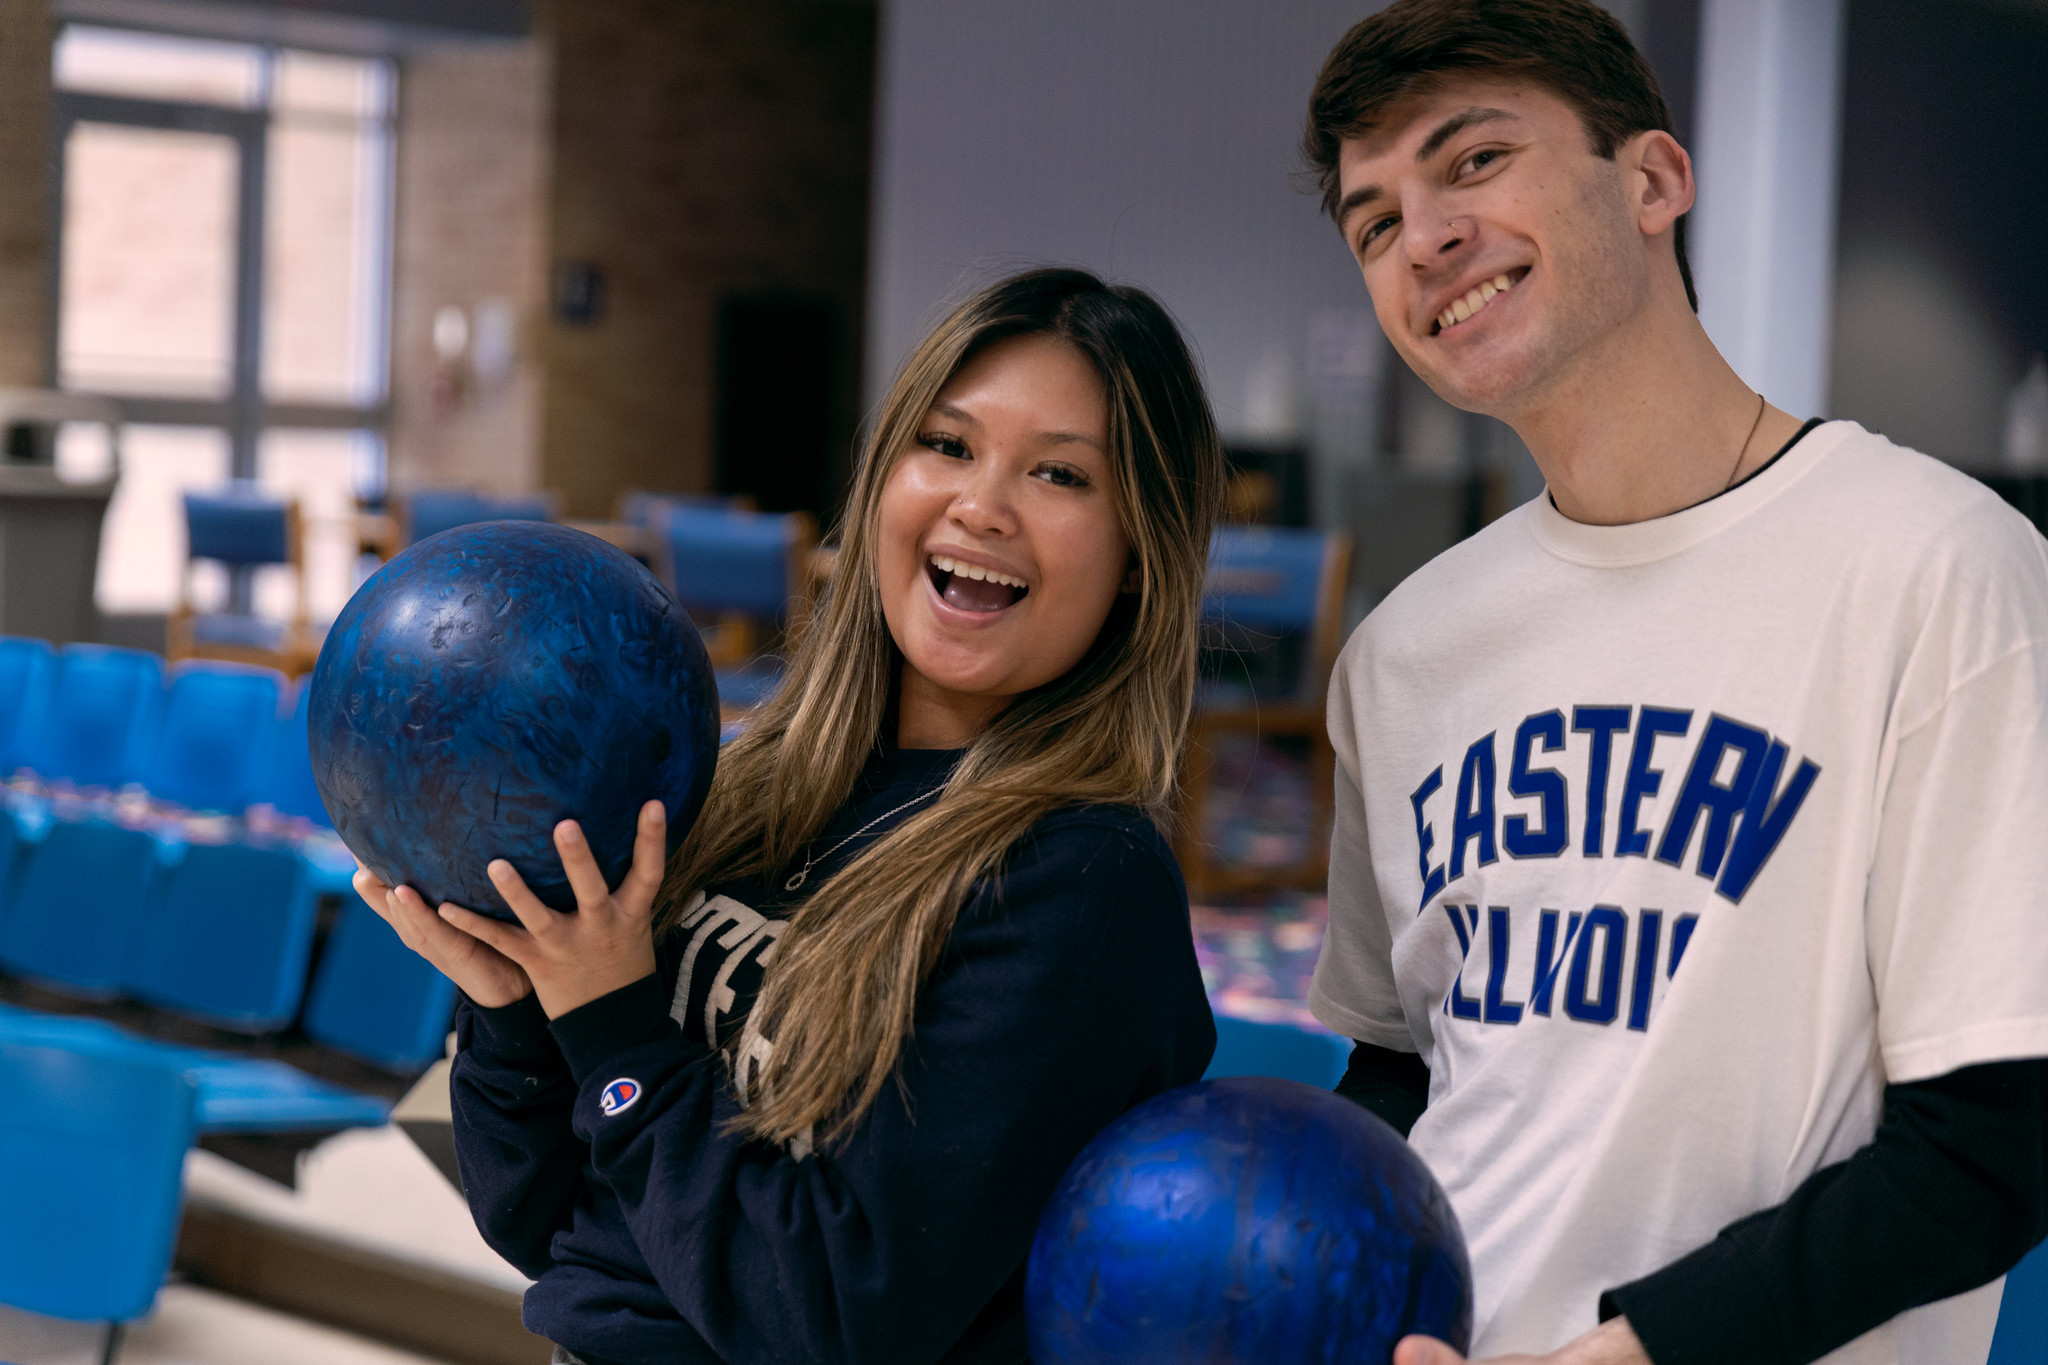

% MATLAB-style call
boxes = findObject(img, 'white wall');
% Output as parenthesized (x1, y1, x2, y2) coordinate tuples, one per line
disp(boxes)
(1689, 0, 1846, 421)
(866, 0, 1381, 468)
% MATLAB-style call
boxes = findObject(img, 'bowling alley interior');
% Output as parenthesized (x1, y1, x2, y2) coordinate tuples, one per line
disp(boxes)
(0, 0, 2043, 1362)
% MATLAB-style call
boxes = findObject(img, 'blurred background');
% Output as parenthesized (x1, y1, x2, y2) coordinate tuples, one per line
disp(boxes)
(0, 0, 2043, 1361)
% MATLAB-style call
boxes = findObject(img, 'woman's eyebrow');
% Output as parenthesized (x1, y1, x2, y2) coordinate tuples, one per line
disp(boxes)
(1035, 429, 1105, 452)
(932, 401, 1103, 452)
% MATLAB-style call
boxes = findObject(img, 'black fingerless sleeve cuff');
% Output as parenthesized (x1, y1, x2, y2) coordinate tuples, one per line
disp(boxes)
(1601, 1229, 1785, 1365)
(548, 973, 678, 1084)
(461, 991, 560, 1067)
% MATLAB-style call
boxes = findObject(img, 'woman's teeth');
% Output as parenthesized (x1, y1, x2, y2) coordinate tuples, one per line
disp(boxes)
(929, 554, 1027, 590)
(1438, 273, 1517, 334)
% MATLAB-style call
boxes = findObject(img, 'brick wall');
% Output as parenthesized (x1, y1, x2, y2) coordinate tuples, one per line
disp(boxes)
(0, 0, 52, 387)
(535, 0, 875, 518)
(387, 39, 552, 498)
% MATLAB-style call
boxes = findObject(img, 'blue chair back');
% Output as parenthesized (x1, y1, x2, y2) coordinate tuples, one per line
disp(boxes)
(184, 487, 292, 566)
(1990, 1236, 2048, 1364)
(0, 636, 55, 773)
(404, 489, 489, 544)
(302, 891, 458, 1072)
(0, 823, 161, 996)
(0, 1038, 195, 1322)
(124, 843, 318, 1032)
(406, 490, 554, 545)
(1202, 526, 1337, 633)
(144, 663, 284, 813)
(619, 490, 743, 527)
(1202, 1015, 1352, 1089)
(24, 645, 163, 787)
(261, 678, 331, 826)
(657, 506, 802, 618)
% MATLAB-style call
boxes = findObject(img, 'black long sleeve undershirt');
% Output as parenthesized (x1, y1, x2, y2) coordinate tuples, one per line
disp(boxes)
(1335, 1044, 2048, 1364)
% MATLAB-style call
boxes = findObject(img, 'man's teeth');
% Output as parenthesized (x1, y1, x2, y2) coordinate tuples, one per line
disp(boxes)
(929, 554, 1027, 589)
(1438, 273, 1517, 333)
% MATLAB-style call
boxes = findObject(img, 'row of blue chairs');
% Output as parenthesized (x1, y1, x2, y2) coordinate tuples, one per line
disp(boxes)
(0, 637, 455, 1071)
(0, 636, 454, 1355)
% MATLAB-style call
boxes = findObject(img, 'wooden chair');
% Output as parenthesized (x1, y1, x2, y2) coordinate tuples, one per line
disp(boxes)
(1176, 526, 1353, 900)
(167, 488, 320, 676)
(650, 504, 817, 717)
(399, 487, 559, 546)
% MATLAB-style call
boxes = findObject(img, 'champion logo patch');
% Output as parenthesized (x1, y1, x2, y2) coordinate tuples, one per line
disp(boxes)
(599, 1077, 642, 1116)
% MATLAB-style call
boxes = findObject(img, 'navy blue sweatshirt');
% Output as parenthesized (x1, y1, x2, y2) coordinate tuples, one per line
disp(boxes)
(449, 743, 1216, 1365)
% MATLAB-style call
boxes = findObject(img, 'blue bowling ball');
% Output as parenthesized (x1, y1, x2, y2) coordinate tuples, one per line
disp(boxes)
(1026, 1075, 1473, 1365)
(308, 520, 719, 921)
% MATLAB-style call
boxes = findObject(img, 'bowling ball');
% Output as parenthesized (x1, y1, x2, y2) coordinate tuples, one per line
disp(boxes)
(1026, 1075, 1472, 1365)
(308, 520, 719, 921)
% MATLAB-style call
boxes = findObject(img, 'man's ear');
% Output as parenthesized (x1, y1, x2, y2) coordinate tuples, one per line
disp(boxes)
(1627, 128, 1695, 237)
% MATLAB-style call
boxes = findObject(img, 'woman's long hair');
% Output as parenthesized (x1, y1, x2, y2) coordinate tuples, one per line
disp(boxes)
(655, 268, 1224, 1146)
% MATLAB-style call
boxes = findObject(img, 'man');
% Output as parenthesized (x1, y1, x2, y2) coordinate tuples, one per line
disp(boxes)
(1301, 3, 2048, 1363)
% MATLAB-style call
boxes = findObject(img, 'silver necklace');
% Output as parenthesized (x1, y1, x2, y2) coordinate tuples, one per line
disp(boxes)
(783, 787, 945, 891)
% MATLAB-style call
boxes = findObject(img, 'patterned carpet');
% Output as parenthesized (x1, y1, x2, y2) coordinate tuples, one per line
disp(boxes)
(1189, 733, 1332, 1032)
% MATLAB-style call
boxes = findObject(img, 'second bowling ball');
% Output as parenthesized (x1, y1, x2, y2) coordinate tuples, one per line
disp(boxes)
(1026, 1075, 1473, 1365)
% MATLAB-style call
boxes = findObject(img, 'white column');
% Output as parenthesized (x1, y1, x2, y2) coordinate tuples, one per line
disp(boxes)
(1689, 0, 1847, 419)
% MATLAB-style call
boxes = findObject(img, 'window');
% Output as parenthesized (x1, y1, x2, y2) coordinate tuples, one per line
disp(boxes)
(52, 25, 394, 617)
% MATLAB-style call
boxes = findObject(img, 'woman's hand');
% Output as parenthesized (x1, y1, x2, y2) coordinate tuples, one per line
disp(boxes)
(436, 801, 668, 1020)
(353, 865, 534, 1009)
(1395, 1318, 1649, 1365)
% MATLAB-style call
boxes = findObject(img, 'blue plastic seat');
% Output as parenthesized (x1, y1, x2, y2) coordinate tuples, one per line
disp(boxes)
(302, 890, 457, 1072)
(714, 656, 787, 711)
(1203, 1014, 1352, 1089)
(0, 637, 57, 906)
(1181, 527, 1353, 898)
(1199, 525, 1346, 707)
(0, 636, 56, 773)
(653, 505, 814, 712)
(264, 678, 330, 826)
(0, 1008, 387, 1145)
(147, 662, 285, 813)
(617, 489, 748, 528)
(124, 842, 318, 1032)
(254, 679, 356, 894)
(404, 488, 556, 545)
(20, 644, 164, 788)
(0, 1037, 195, 1326)
(1, 659, 287, 999)
(120, 666, 323, 1029)
(657, 505, 809, 619)
(0, 821, 164, 996)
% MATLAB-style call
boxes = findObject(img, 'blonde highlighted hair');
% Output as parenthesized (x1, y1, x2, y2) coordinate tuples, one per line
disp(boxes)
(655, 268, 1223, 1145)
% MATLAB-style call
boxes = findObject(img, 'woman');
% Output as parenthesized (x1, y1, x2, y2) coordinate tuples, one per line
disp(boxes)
(357, 268, 1225, 1364)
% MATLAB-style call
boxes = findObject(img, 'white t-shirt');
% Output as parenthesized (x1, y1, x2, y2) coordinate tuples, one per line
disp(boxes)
(1310, 421, 2048, 1363)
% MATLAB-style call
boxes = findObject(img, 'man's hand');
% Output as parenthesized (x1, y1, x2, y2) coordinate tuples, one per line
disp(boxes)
(1395, 1317, 1650, 1365)
(437, 801, 668, 1019)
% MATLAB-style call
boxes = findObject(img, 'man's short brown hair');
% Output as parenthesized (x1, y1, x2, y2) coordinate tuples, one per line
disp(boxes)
(1304, 0, 1697, 311)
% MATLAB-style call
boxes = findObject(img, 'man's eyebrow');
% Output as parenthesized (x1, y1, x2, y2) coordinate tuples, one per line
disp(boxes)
(1336, 182, 1385, 227)
(1335, 107, 1520, 228)
(1415, 106, 1517, 162)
